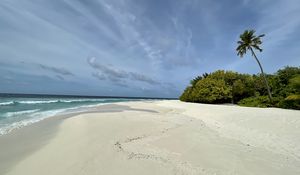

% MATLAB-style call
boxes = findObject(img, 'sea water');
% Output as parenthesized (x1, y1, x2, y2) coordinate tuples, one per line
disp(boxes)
(0, 94, 144, 135)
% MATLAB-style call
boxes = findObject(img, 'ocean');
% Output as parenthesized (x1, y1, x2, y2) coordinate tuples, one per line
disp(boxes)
(0, 94, 148, 135)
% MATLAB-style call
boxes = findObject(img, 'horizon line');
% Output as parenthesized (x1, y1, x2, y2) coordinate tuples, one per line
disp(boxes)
(0, 92, 178, 100)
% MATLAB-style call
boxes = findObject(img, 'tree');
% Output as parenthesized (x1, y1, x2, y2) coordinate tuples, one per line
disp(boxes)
(236, 29, 272, 102)
(276, 66, 300, 85)
(192, 78, 232, 103)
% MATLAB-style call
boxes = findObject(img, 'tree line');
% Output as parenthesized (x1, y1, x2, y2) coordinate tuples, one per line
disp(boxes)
(180, 29, 299, 109)
(179, 66, 300, 109)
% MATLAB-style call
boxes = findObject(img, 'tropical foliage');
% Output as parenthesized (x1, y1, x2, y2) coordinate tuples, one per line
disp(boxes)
(180, 66, 300, 110)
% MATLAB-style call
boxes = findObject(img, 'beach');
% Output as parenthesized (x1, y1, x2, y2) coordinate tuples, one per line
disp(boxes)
(1, 100, 300, 175)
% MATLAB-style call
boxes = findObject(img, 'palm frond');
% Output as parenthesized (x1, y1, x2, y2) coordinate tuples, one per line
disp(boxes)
(251, 44, 263, 52)
(236, 29, 265, 57)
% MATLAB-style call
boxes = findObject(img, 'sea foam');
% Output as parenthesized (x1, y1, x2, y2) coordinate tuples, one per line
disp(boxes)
(0, 96, 141, 135)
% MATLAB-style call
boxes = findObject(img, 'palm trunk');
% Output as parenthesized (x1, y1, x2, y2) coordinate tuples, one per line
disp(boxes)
(250, 48, 272, 102)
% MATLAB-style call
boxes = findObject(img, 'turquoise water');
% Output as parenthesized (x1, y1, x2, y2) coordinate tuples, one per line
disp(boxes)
(0, 94, 144, 135)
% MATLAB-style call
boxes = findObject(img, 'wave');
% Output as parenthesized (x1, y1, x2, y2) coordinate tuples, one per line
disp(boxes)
(0, 99, 109, 106)
(0, 119, 38, 135)
(0, 98, 137, 135)
(17, 100, 59, 104)
(0, 116, 55, 135)
(58, 99, 106, 103)
(0, 101, 15, 106)
(0, 103, 106, 135)
(0, 108, 71, 135)
(4, 109, 40, 118)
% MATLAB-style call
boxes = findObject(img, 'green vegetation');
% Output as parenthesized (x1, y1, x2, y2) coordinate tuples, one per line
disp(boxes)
(180, 66, 300, 110)
(181, 29, 299, 109)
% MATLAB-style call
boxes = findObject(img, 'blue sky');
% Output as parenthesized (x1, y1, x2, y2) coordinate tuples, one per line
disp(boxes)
(0, 0, 299, 98)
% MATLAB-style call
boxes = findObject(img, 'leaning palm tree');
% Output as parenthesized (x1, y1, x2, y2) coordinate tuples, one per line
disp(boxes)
(236, 29, 272, 102)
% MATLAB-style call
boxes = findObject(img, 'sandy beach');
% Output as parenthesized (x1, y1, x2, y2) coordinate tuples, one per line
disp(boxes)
(1, 100, 300, 175)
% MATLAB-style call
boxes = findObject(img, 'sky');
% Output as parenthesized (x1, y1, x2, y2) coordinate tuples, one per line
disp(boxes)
(0, 0, 299, 98)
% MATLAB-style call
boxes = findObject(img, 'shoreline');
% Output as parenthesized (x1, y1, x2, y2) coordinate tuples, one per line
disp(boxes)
(0, 98, 152, 136)
(0, 102, 155, 174)
(1, 100, 300, 175)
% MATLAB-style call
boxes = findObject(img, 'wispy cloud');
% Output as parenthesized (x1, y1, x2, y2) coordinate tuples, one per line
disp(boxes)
(129, 72, 160, 85)
(87, 57, 159, 85)
(102, 2, 160, 63)
(38, 64, 74, 76)
(92, 72, 106, 80)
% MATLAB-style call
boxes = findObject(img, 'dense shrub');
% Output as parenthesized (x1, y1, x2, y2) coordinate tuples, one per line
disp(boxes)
(192, 78, 232, 103)
(289, 75, 300, 93)
(278, 95, 300, 110)
(180, 66, 300, 110)
(238, 96, 272, 107)
(238, 96, 283, 108)
(179, 87, 193, 102)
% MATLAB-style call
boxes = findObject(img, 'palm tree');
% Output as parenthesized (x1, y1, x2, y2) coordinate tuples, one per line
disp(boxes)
(190, 76, 202, 86)
(236, 29, 272, 102)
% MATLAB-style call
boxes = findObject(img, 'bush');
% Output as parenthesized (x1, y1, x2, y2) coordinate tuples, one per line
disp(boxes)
(179, 87, 193, 102)
(191, 78, 232, 103)
(289, 75, 300, 93)
(278, 95, 300, 110)
(238, 96, 283, 108)
(238, 96, 272, 107)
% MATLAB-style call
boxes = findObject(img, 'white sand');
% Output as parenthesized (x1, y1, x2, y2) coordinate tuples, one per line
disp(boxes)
(3, 100, 300, 175)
